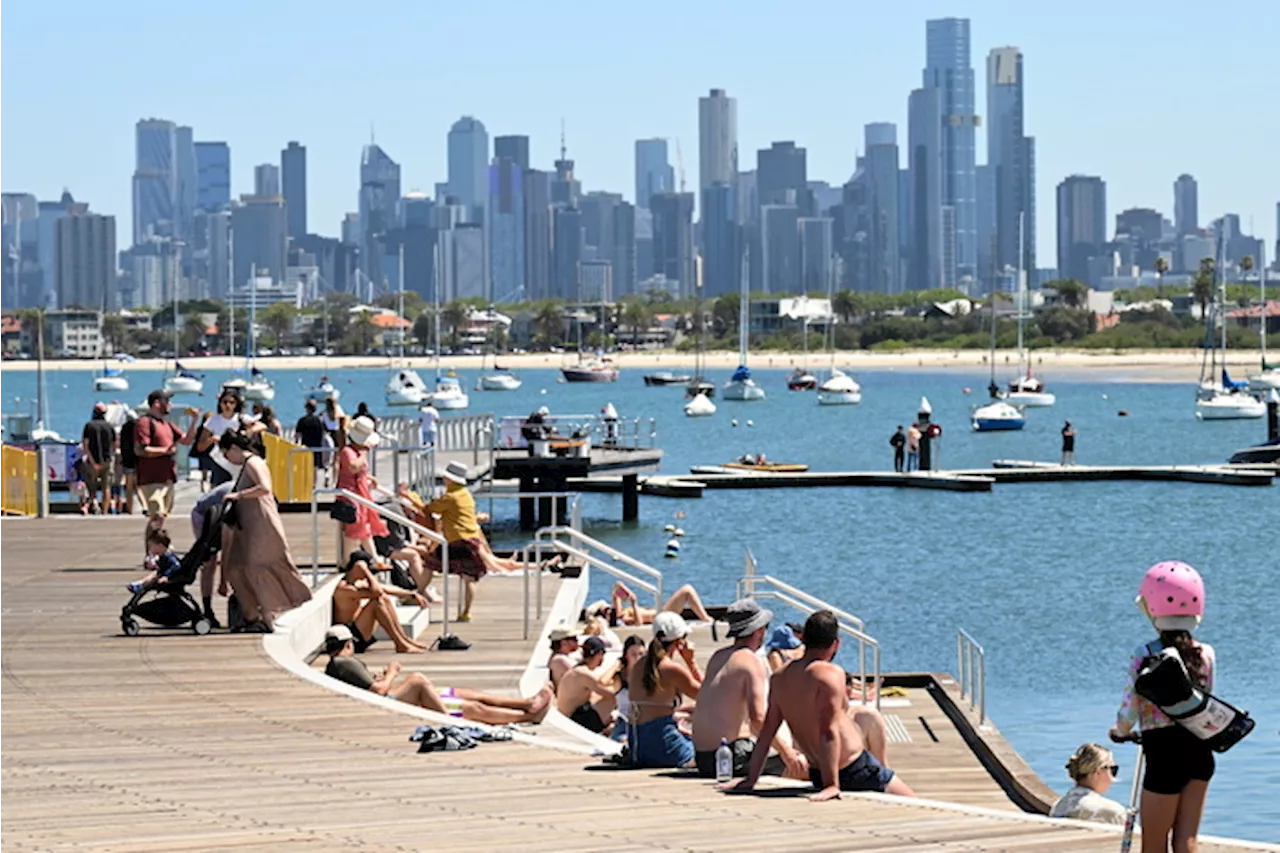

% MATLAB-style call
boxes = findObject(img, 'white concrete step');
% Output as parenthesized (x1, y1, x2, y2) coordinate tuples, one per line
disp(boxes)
(373, 603, 432, 642)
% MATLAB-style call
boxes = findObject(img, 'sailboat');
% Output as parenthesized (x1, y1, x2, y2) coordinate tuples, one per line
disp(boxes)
(1247, 244, 1278, 391)
(816, 272, 860, 406)
(479, 350, 521, 391)
(972, 294, 1026, 431)
(561, 306, 619, 382)
(162, 284, 202, 394)
(685, 280, 715, 399)
(723, 250, 765, 402)
(223, 270, 274, 400)
(1195, 256, 1264, 420)
(787, 316, 818, 390)
(385, 247, 430, 406)
(93, 360, 129, 393)
(307, 376, 340, 402)
(1003, 215, 1056, 407)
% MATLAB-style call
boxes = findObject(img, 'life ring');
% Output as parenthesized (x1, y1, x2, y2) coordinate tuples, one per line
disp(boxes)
(926, 423, 943, 439)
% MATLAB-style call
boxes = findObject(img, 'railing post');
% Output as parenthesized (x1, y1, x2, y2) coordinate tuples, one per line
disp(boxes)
(310, 491, 319, 587)
(956, 631, 965, 701)
(392, 450, 400, 491)
(978, 652, 986, 725)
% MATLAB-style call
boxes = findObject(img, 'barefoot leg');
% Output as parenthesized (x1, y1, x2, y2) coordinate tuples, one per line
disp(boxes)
(391, 673, 447, 712)
(459, 685, 552, 724)
(353, 598, 380, 643)
(852, 707, 890, 767)
(662, 584, 713, 622)
(458, 577, 477, 621)
(374, 596, 425, 652)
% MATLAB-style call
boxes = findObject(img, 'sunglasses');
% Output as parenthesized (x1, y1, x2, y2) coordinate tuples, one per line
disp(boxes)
(1107, 765, 1120, 778)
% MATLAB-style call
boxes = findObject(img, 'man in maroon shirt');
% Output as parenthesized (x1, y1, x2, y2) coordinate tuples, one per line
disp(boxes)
(135, 389, 199, 539)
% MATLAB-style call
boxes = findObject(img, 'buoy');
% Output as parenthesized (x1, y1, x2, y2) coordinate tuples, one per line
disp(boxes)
(962, 387, 971, 394)
(731, 419, 739, 427)
(540, 388, 548, 394)
(664, 524, 675, 532)
(1118, 410, 1130, 417)
(673, 528, 685, 537)
(663, 538, 681, 558)
(1101, 393, 1109, 400)
(746, 420, 755, 428)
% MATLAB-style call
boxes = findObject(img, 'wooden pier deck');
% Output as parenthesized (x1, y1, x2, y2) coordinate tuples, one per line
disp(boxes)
(3, 515, 1274, 852)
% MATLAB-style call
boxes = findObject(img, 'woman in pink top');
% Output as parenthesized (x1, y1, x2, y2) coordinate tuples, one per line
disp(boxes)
(905, 424, 921, 471)
(336, 416, 388, 561)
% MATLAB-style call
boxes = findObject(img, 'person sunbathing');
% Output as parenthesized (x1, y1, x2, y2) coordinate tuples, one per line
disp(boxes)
(332, 551, 428, 654)
(585, 581, 714, 627)
(323, 626, 553, 724)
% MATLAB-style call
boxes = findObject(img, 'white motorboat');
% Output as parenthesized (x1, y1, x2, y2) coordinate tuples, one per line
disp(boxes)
(429, 372, 470, 410)
(307, 378, 341, 402)
(385, 369, 428, 406)
(243, 369, 275, 401)
(817, 368, 862, 406)
(1192, 389, 1264, 420)
(162, 371, 202, 394)
(93, 364, 129, 393)
(480, 372, 521, 391)
(786, 368, 818, 391)
(971, 400, 1027, 431)
(1003, 374, 1056, 407)
(722, 251, 766, 402)
(684, 392, 716, 418)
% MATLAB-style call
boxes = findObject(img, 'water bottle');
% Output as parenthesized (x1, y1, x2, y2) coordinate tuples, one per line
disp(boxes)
(715, 738, 733, 782)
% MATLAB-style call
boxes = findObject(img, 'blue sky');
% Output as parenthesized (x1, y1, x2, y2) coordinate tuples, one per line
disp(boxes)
(3, 0, 1277, 266)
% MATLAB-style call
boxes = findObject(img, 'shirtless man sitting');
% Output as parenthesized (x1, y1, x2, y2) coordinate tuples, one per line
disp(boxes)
(728, 610, 915, 801)
(546, 625, 580, 690)
(323, 626, 553, 724)
(332, 550, 428, 654)
(691, 599, 807, 779)
(554, 636, 619, 734)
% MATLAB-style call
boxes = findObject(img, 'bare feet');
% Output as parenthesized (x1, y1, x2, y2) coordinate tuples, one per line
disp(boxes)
(527, 685, 554, 723)
(395, 641, 428, 654)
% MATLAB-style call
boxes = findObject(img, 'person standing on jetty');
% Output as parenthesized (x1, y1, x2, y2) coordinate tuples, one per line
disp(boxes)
(80, 402, 116, 514)
(1110, 561, 1218, 853)
(727, 610, 914, 800)
(1061, 421, 1077, 465)
(135, 390, 200, 544)
(889, 426, 906, 473)
(905, 423, 921, 472)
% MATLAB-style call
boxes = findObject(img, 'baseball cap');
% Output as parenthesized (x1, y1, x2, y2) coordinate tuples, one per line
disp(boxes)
(147, 389, 172, 406)
(581, 636, 608, 657)
(652, 611, 690, 642)
(548, 624, 578, 643)
(326, 625, 354, 644)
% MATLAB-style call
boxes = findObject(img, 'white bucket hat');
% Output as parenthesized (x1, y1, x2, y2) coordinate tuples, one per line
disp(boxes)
(442, 461, 469, 485)
(346, 416, 380, 448)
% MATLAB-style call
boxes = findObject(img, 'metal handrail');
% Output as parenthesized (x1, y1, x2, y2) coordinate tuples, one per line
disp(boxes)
(535, 525, 663, 603)
(515, 539, 661, 640)
(310, 487, 453, 642)
(956, 629, 986, 725)
(736, 573, 865, 633)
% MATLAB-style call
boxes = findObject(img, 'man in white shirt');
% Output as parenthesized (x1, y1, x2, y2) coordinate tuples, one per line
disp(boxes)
(419, 402, 440, 448)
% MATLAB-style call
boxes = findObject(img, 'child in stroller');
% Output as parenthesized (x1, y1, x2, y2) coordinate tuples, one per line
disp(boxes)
(120, 501, 228, 637)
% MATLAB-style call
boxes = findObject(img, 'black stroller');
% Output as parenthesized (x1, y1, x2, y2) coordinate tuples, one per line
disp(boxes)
(120, 500, 227, 637)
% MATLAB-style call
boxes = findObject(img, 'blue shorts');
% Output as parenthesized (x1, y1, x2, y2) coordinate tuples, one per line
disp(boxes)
(809, 749, 895, 792)
(630, 715, 694, 768)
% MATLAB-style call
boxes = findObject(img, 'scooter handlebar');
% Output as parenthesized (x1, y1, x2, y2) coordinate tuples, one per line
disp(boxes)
(1110, 731, 1142, 744)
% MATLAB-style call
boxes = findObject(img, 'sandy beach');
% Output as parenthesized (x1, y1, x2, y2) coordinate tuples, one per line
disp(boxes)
(0, 348, 1266, 383)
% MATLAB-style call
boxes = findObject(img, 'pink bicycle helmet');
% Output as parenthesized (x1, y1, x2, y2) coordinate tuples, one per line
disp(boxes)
(1137, 561, 1205, 631)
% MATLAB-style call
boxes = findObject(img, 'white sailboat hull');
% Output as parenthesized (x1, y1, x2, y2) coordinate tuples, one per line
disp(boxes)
(1195, 393, 1266, 420)
(722, 380, 765, 401)
(971, 401, 1026, 431)
(818, 389, 862, 406)
(480, 374, 522, 391)
(684, 395, 716, 417)
(386, 387, 425, 406)
(1004, 390, 1056, 407)
(1247, 369, 1280, 391)
(244, 380, 274, 401)
(164, 375, 203, 394)
(93, 376, 129, 392)
(307, 383, 341, 401)
(430, 391, 470, 410)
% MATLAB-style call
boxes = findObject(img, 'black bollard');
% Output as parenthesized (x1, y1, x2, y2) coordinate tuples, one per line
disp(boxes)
(1269, 396, 1279, 444)
(918, 402, 933, 471)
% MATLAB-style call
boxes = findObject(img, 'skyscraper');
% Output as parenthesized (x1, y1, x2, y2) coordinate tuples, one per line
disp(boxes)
(864, 123, 901, 293)
(358, 144, 401, 286)
(907, 88, 943, 290)
(798, 217, 834, 293)
(760, 204, 800, 294)
(231, 195, 288, 288)
(551, 206, 583, 300)
(55, 208, 115, 309)
(649, 192, 695, 297)
(282, 141, 307, 240)
(174, 126, 197, 241)
(194, 142, 231, 212)
(400, 192, 437, 303)
(494, 135, 530, 172)
(701, 183, 738, 298)
(488, 158, 524, 302)
(924, 19, 978, 286)
(1056, 175, 1107, 283)
(635, 138, 674, 210)
(448, 116, 489, 222)
(698, 89, 737, 194)
(551, 139, 581, 207)
(612, 202, 637, 297)
(523, 169, 552, 301)
(1174, 174, 1198, 236)
(756, 142, 808, 210)
(254, 164, 280, 197)
(987, 46, 1035, 279)
(132, 118, 177, 244)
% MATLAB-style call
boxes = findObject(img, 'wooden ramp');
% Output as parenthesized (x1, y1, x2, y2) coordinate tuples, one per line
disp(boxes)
(3, 517, 1273, 852)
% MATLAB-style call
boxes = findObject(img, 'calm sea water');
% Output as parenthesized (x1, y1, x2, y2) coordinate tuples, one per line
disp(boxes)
(4, 362, 1277, 841)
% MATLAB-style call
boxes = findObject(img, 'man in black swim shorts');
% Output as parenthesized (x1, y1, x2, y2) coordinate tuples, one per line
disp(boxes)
(554, 636, 618, 735)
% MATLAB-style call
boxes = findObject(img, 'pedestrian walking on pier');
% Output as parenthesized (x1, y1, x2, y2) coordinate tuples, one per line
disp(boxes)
(889, 426, 906, 473)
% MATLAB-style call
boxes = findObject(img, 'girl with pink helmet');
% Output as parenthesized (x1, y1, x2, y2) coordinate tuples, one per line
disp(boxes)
(1111, 560, 1215, 853)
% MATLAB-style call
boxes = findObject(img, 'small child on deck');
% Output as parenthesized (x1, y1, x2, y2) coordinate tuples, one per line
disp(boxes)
(127, 529, 182, 593)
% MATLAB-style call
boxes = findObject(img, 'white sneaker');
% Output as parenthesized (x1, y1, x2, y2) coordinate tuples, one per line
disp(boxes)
(424, 586, 443, 604)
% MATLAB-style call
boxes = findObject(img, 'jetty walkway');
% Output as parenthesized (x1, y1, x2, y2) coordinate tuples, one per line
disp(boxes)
(3, 515, 1275, 852)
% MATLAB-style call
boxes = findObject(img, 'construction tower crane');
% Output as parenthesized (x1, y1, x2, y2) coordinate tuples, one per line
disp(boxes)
(675, 139, 686, 193)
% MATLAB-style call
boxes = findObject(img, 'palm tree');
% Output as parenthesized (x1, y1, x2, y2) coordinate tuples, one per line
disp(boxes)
(259, 302, 296, 349)
(623, 300, 651, 346)
(1053, 279, 1088, 309)
(1154, 256, 1169, 296)
(533, 301, 564, 346)
(1239, 255, 1255, 294)
(441, 301, 470, 349)
(18, 308, 43, 358)
(832, 289, 858, 325)
(1192, 257, 1216, 319)
(101, 314, 128, 355)
(182, 314, 207, 353)
(412, 308, 436, 350)
(351, 310, 375, 354)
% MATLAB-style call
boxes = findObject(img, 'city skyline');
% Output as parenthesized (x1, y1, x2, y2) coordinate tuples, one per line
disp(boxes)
(2, 1, 1276, 275)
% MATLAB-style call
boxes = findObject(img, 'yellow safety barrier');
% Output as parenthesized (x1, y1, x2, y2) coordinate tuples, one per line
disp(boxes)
(2, 445, 39, 516)
(261, 433, 315, 503)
